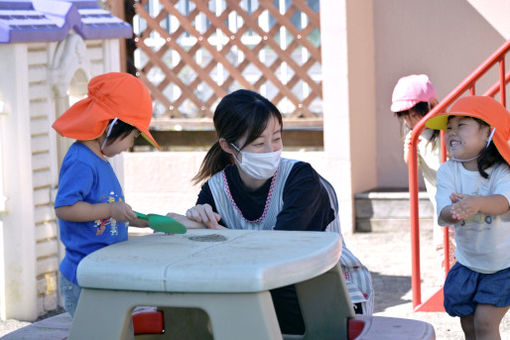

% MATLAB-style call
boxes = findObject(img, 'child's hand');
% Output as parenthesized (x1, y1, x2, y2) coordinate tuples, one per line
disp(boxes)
(449, 192, 464, 203)
(109, 202, 137, 222)
(403, 131, 422, 164)
(403, 132, 411, 163)
(130, 218, 150, 228)
(450, 194, 480, 221)
(185, 204, 223, 229)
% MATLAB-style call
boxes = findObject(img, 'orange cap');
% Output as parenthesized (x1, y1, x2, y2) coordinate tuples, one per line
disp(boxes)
(52, 72, 160, 149)
(426, 96, 510, 164)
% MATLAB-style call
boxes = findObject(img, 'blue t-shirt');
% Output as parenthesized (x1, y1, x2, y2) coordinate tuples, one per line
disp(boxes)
(55, 142, 128, 285)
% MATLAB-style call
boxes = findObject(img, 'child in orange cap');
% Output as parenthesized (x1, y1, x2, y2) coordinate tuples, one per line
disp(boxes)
(426, 95, 510, 339)
(52, 72, 160, 317)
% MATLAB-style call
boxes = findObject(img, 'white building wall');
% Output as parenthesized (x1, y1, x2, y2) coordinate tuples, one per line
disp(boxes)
(27, 42, 60, 315)
(0, 43, 38, 321)
(0, 36, 122, 320)
(87, 40, 107, 76)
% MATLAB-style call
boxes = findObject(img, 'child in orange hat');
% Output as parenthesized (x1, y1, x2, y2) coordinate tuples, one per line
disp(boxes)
(52, 72, 160, 317)
(426, 95, 510, 339)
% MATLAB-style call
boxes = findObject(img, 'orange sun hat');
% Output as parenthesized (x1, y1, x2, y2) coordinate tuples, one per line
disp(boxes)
(426, 95, 510, 164)
(52, 72, 160, 149)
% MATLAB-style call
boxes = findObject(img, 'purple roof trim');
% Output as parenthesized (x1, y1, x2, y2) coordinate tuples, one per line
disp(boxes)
(74, 6, 131, 39)
(0, 1, 34, 9)
(62, 0, 98, 9)
(0, 0, 132, 43)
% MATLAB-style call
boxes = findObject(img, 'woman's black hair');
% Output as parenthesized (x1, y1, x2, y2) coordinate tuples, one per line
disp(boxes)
(103, 119, 137, 146)
(472, 118, 505, 178)
(395, 101, 440, 148)
(193, 89, 283, 184)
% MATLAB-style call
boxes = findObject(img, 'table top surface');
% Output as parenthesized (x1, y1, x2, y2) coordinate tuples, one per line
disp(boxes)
(77, 229, 342, 293)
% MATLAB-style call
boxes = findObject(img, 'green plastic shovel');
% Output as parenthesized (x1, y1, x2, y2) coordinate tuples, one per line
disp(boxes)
(135, 211, 187, 234)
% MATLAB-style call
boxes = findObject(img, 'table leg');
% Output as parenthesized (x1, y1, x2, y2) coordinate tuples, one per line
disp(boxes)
(70, 288, 136, 340)
(70, 289, 282, 340)
(156, 291, 283, 340)
(202, 291, 283, 340)
(294, 264, 354, 340)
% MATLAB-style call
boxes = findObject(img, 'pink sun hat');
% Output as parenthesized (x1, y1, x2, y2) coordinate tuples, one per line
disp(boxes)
(391, 74, 437, 112)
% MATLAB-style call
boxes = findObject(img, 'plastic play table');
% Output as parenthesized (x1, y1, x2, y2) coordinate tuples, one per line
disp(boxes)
(69, 229, 354, 339)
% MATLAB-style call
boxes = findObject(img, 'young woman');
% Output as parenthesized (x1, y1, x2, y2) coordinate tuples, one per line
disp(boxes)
(175, 89, 373, 335)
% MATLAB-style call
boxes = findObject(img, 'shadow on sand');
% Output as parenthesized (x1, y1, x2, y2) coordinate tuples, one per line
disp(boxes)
(370, 271, 412, 313)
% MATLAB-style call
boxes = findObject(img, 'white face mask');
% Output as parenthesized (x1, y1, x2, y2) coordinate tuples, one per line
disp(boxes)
(231, 144, 282, 180)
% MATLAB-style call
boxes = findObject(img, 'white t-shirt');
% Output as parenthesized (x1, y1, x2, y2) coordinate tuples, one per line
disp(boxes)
(435, 161, 510, 273)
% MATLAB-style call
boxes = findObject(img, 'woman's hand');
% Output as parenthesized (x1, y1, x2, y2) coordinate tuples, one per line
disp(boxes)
(166, 212, 208, 229)
(185, 204, 223, 229)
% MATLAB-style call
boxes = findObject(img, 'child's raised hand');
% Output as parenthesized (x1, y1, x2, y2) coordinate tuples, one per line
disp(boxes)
(185, 204, 223, 229)
(109, 202, 137, 222)
(449, 192, 464, 203)
(403, 131, 423, 164)
(450, 194, 480, 221)
(403, 132, 412, 163)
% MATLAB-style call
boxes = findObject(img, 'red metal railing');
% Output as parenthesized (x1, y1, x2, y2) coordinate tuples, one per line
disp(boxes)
(408, 40, 510, 311)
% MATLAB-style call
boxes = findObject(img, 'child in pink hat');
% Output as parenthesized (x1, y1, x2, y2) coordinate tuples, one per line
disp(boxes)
(391, 74, 456, 269)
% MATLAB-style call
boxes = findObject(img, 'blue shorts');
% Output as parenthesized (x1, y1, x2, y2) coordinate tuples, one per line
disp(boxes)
(444, 262, 510, 317)
(59, 272, 81, 317)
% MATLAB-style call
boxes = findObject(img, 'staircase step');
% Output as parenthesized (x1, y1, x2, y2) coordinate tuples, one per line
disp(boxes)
(355, 189, 434, 232)
(356, 218, 433, 233)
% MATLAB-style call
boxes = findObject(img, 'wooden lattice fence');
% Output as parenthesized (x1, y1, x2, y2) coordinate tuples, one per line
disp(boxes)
(124, 0, 322, 130)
